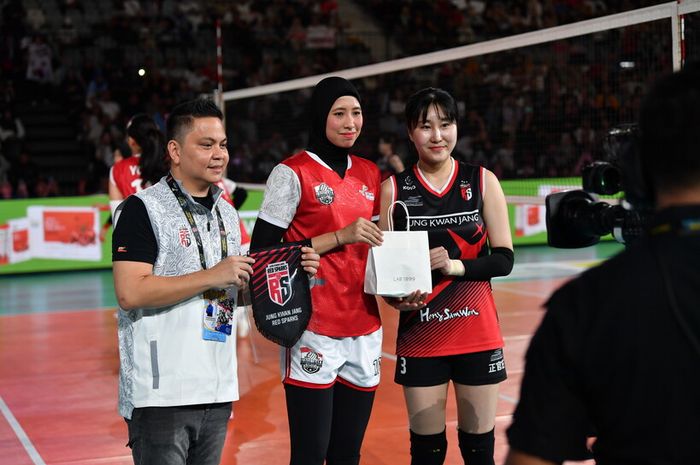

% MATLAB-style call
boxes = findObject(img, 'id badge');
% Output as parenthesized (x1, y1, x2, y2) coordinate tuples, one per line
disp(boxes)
(202, 289, 235, 342)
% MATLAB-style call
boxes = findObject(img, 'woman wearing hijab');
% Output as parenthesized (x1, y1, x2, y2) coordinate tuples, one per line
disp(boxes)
(251, 77, 384, 465)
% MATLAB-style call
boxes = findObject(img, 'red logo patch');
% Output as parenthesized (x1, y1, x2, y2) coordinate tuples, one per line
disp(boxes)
(178, 228, 191, 247)
(460, 182, 472, 201)
(266, 261, 292, 306)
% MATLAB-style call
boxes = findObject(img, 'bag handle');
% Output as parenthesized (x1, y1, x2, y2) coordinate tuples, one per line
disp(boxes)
(387, 200, 410, 232)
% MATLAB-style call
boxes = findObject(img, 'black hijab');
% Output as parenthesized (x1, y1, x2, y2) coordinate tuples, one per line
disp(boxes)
(306, 77, 361, 176)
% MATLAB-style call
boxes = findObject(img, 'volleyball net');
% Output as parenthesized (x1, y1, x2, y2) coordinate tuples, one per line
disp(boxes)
(222, 1, 700, 243)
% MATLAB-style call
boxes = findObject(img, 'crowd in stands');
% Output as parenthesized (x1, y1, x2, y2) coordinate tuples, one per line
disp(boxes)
(357, 0, 666, 56)
(0, 0, 680, 197)
(227, 0, 673, 184)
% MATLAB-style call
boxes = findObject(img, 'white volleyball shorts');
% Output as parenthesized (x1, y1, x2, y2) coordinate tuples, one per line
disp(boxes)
(280, 327, 383, 391)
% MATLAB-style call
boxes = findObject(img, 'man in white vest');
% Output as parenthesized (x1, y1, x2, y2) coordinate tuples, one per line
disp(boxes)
(112, 98, 319, 465)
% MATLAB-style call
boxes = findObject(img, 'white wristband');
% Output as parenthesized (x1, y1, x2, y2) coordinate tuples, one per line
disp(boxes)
(447, 259, 466, 276)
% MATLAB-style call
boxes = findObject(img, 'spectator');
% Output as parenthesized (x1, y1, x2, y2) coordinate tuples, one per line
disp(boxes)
(287, 16, 307, 51)
(0, 178, 12, 198)
(24, 34, 54, 100)
(26, 7, 46, 32)
(375, 132, 405, 180)
(178, 0, 204, 32)
(0, 107, 25, 162)
(34, 175, 60, 197)
(85, 70, 108, 103)
(59, 0, 85, 15)
(57, 16, 78, 46)
(122, 0, 142, 18)
(86, 130, 113, 193)
(0, 151, 10, 186)
(97, 89, 121, 121)
(8, 150, 38, 197)
(305, 14, 336, 50)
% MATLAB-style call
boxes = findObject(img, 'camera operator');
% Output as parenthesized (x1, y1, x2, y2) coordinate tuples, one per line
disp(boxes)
(505, 63, 700, 465)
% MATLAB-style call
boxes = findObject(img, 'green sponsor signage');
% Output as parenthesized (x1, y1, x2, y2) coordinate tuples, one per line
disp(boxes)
(0, 178, 596, 274)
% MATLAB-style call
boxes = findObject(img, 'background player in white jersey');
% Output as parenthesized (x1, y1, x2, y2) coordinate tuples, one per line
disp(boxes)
(251, 77, 384, 465)
(380, 88, 514, 465)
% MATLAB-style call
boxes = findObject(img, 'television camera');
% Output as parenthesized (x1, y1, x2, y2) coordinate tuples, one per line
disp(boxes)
(545, 124, 652, 248)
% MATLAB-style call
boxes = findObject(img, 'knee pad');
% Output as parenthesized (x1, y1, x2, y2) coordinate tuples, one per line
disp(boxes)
(410, 429, 447, 465)
(457, 428, 494, 465)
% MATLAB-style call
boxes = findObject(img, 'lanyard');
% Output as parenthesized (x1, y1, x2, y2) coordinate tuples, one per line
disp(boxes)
(166, 174, 228, 270)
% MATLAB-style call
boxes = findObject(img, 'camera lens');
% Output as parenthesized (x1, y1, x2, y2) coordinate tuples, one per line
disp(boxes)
(582, 161, 622, 195)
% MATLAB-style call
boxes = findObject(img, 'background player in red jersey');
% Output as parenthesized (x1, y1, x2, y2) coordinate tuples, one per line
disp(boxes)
(250, 76, 384, 465)
(108, 113, 169, 221)
(379, 88, 514, 465)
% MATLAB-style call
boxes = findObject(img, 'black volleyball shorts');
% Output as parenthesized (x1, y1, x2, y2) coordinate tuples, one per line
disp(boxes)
(394, 348, 507, 387)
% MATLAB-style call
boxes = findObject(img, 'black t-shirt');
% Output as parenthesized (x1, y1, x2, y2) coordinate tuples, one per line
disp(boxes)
(112, 194, 214, 264)
(507, 206, 700, 465)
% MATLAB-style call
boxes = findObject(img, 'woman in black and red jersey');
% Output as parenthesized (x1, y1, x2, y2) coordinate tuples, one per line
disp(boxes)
(379, 88, 514, 465)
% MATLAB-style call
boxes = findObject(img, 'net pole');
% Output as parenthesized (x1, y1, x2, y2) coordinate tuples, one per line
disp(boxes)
(679, 0, 687, 68)
(215, 18, 225, 119)
(672, 2, 683, 70)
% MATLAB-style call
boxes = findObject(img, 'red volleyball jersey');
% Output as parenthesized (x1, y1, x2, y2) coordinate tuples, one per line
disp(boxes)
(259, 151, 381, 337)
(390, 160, 503, 357)
(110, 156, 143, 197)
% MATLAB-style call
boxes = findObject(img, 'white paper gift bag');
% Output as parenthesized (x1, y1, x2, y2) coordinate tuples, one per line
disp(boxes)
(364, 201, 433, 297)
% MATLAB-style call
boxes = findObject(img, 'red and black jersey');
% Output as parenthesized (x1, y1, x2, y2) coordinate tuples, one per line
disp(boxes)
(389, 159, 503, 357)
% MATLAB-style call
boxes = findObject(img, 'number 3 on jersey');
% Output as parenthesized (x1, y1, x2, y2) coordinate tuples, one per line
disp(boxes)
(399, 356, 407, 374)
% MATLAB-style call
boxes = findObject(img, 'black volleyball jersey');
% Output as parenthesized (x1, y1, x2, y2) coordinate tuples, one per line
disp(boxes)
(389, 159, 503, 357)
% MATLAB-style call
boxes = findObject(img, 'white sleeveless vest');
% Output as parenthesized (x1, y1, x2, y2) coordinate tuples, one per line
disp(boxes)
(118, 178, 242, 419)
